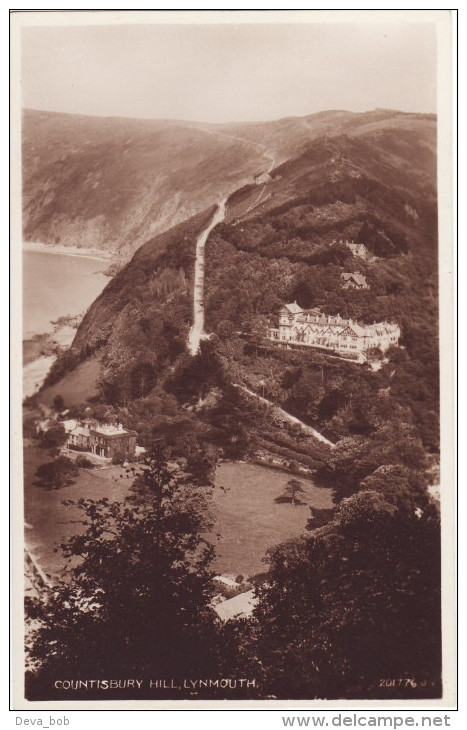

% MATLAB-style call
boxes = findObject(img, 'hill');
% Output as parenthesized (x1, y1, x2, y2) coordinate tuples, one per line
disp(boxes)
(22, 109, 266, 258)
(202, 114, 438, 449)
(43, 206, 216, 402)
(22, 108, 435, 260)
(39, 108, 439, 453)
(25, 108, 441, 704)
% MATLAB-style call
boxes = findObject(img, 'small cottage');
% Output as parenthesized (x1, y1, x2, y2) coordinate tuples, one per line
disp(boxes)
(341, 272, 369, 290)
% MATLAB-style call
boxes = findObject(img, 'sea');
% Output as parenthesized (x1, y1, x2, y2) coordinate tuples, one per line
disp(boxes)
(23, 248, 110, 339)
(22, 248, 110, 396)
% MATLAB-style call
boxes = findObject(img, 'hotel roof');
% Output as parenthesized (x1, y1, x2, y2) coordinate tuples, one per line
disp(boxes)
(283, 301, 303, 315)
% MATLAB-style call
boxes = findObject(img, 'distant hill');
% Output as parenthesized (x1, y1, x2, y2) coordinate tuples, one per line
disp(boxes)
(221, 114, 437, 258)
(22, 108, 436, 259)
(22, 109, 266, 258)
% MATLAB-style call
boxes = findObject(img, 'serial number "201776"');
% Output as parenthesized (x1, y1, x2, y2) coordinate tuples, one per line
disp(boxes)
(379, 679, 418, 688)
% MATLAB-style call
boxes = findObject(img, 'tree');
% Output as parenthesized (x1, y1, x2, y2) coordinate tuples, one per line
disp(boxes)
(52, 394, 65, 412)
(34, 456, 79, 490)
(366, 346, 384, 362)
(205, 384, 266, 459)
(75, 455, 94, 469)
(167, 342, 228, 403)
(275, 478, 306, 506)
(285, 369, 325, 422)
(246, 314, 269, 356)
(184, 442, 219, 487)
(216, 319, 236, 340)
(38, 422, 68, 455)
(242, 490, 441, 699)
(25, 451, 219, 699)
(318, 423, 428, 502)
(130, 362, 157, 400)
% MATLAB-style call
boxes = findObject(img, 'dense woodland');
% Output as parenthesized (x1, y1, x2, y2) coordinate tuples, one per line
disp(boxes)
(203, 160, 438, 452)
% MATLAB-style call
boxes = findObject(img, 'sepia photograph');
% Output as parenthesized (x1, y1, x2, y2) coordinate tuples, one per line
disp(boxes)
(11, 9, 455, 708)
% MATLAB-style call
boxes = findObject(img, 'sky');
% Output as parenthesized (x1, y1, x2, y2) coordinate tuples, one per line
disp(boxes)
(20, 19, 437, 124)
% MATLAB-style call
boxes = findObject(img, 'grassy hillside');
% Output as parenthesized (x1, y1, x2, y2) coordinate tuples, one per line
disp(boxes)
(22, 110, 266, 257)
(224, 108, 436, 168)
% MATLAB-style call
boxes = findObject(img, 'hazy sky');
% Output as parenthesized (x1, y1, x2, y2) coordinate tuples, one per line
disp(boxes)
(21, 21, 437, 123)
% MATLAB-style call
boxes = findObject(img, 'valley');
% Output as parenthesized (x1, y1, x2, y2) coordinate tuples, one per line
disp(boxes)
(22, 110, 270, 260)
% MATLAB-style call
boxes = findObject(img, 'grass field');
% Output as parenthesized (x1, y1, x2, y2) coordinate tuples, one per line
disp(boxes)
(23, 448, 333, 581)
(211, 461, 333, 578)
(39, 355, 101, 407)
(23, 445, 133, 577)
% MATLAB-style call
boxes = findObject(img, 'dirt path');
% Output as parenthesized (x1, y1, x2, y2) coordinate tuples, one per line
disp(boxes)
(188, 199, 227, 356)
(234, 384, 335, 448)
(187, 135, 275, 357)
(242, 149, 275, 217)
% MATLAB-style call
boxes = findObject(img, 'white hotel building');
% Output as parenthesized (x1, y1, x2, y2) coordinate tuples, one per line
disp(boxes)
(268, 303, 400, 362)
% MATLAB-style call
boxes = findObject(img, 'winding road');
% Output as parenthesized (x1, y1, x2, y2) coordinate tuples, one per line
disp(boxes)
(242, 149, 276, 217)
(187, 136, 275, 357)
(188, 198, 227, 356)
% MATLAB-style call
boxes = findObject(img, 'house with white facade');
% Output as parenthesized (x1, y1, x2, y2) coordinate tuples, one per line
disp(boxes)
(68, 425, 92, 450)
(268, 303, 400, 362)
(67, 422, 137, 460)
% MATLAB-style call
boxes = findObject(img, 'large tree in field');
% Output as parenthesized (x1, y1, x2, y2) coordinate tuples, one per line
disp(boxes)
(232, 489, 441, 700)
(25, 452, 218, 699)
(275, 478, 306, 506)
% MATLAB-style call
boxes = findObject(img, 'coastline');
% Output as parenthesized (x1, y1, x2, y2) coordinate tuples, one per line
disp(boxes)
(23, 240, 113, 263)
(23, 355, 57, 399)
(23, 323, 79, 399)
(22, 247, 113, 398)
(23, 324, 77, 366)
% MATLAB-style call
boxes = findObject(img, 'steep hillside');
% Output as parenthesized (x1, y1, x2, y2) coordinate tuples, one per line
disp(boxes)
(223, 118, 436, 232)
(22, 108, 436, 260)
(202, 115, 438, 449)
(22, 110, 266, 257)
(44, 207, 216, 402)
(41, 109, 439, 450)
